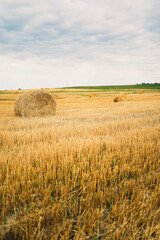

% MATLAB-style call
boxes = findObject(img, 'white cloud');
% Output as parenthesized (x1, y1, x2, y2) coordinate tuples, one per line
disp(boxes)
(0, 0, 160, 89)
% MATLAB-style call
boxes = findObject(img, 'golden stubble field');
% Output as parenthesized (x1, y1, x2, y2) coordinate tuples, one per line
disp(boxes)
(0, 90, 160, 239)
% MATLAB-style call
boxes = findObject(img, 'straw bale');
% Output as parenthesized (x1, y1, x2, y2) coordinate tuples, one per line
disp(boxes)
(14, 90, 56, 117)
(90, 93, 97, 98)
(140, 91, 144, 94)
(114, 93, 127, 102)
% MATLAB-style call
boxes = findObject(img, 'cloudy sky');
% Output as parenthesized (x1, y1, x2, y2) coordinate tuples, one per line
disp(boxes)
(0, 0, 160, 89)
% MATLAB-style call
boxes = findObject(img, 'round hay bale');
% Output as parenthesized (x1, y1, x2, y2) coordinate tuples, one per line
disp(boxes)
(14, 90, 56, 117)
(89, 93, 97, 98)
(114, 93, 127, 102)
(140, 91, 144, 94)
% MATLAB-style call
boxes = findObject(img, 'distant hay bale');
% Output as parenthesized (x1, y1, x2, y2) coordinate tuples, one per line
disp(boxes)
(133, 91, 136, 94)
(89, 93, 97, 98)
(14, 90, 56, 117)
(140, 91, 144, 94)
(114, 93, 127, 102)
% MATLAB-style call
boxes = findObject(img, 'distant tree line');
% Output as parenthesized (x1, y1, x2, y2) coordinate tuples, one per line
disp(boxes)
(137, 83, 159, 85)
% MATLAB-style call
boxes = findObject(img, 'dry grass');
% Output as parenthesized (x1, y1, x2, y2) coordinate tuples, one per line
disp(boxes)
(0, 92, 160, 239)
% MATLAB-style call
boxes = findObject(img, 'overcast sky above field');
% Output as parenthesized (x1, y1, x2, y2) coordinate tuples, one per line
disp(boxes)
(0, 0, 160, 89)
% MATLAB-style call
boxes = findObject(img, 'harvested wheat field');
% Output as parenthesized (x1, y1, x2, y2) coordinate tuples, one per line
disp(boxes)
(0, 89, 160, 239)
